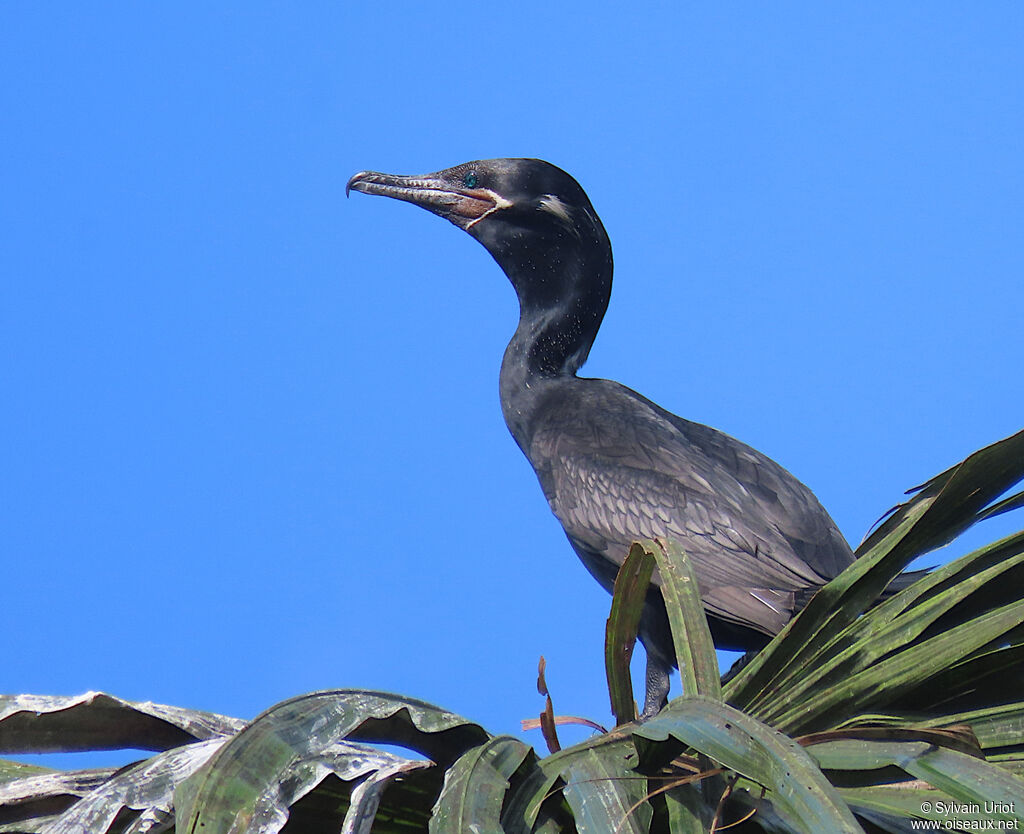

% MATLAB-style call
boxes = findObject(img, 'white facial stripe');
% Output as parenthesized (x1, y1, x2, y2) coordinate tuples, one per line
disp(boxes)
(539, 194, 572, 223)
(465, 188, 513, 229)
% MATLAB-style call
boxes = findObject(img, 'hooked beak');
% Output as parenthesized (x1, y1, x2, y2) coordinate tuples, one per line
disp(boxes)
(346, 169, 509, 230)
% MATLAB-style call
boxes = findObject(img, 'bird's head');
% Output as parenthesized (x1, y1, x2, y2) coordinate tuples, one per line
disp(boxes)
(347, 159, 612, 313)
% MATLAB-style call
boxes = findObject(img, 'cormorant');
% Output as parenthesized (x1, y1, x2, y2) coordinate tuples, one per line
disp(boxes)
(348, 158, 860, 717)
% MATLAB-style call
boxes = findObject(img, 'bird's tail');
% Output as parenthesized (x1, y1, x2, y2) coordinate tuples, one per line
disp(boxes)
(880, 568, 931, 597)
(793, 568, 931, 611)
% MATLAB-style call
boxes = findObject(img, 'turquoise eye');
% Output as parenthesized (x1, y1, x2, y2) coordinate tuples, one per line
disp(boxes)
(463, 173, 478, 188)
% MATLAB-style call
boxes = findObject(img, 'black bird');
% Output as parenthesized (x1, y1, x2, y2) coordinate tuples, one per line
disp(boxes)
(348, 159, 859, 716)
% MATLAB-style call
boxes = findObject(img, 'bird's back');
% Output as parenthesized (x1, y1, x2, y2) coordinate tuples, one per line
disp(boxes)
(521, 376, 855, 645)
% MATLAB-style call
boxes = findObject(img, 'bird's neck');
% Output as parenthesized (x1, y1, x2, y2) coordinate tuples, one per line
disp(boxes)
(498, 245, 612, 450)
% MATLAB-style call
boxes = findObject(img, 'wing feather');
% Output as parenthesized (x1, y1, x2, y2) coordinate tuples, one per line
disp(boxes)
(527, 378, 854, 636)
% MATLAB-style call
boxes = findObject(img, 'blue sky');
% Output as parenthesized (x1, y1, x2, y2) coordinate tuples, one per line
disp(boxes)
(3, 4, 1022, 761)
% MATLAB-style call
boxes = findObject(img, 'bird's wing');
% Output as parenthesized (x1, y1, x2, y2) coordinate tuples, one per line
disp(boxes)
(527, 380, 853, 630)
(663, 414, 855, 580)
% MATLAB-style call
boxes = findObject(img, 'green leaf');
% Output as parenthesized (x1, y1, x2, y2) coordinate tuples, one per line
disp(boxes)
(605, 543, 656, 725)
(28, 739, 221, 834)
(643, 539, 722, 701)
(0, 691, 243, 754)
(840, 786, 978, 829)
(502, 730, 642, 834)
(905, 745, 1024, 825)
(859, 428, 1024, 560)
(723, 498, 933, 714)
(0, 763, 120, 832)
(561, 743, 651, 834)
(726, 430, 1024, 714)
(176, 690, 486, 834)
(808, 739, 1024, 825)
(797, 725, 982, 758)
(753, 533, 1024, 730)
(340, 755, 439, 834)
(934, 702, 1024, 752)
(0, 758, 54, 782)
(662, 784, 713, 834)
(634, 696, 863, 834)
(499, 754, 565, 834)
(978, 488, 1024, 522)
(429, 736, 532, 834)
(770, 597, 1024, 733)
(817, 530, 1024, 666)
(907, 640, 1024, 714)
(808, 737, 936, 771)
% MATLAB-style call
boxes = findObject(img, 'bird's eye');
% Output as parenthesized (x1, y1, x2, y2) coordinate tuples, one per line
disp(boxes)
(463, 172, 478, 188)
